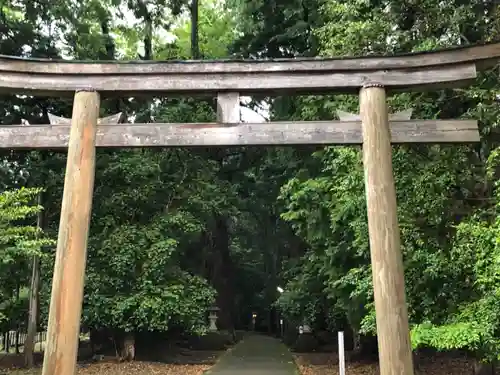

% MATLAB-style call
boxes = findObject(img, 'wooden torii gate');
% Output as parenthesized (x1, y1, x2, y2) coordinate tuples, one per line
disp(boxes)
(1, 41, 500, 375)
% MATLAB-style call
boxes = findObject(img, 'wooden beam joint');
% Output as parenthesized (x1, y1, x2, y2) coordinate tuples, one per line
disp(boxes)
(217, 92, 240, 124)
(48, 112, 123, 125)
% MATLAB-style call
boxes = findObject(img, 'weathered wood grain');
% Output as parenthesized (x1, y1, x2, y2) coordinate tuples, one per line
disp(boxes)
(42, 91, 99, 375)
(360, 86, 414, 375)
(0, 64, 476, 96)
(48, 112, 123, 125)
(1, 41, 498, 74)
(0, 120, 479, 148)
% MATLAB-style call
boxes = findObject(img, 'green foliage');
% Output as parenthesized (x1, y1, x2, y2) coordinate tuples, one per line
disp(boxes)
(409, 187, 500, 361)
(0, 187, 53, 260)
(411, 322, 484, 351)
(2, 0, 235, 337)
(0, 188, 53, 326)
(158, 0, 238, 59)
(273, 0, 500, 362)
(2, 0, 500, 363)
(229, 0, 323, 58)
(83, 212, 216, 333)
(278, 147, 370, 332)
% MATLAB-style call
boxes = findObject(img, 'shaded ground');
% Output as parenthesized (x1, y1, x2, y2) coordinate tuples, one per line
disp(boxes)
(0, 348, 221, 375)
(1, 361, 210, 375)
(206, 334, 298, 375)
(294, 352, 497, 375)
(0, 334, 298, 375)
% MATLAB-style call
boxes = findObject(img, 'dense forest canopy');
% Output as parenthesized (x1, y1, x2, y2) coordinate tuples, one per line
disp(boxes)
(1, 0, 500, 369)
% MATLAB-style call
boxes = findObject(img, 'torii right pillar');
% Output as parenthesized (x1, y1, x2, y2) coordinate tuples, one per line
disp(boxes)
(360, 83, 414, 375)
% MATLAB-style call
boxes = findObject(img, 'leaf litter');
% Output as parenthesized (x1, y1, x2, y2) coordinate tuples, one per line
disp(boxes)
(294, 352, 493, 375)
(3, 361, 211, 375)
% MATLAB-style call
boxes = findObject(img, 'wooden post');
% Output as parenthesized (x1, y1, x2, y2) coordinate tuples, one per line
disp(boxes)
(42, 90, 100, 375)
(217, 92, 240, 124)
(359, 84, 414, 375)
(338, 331, 346, 375)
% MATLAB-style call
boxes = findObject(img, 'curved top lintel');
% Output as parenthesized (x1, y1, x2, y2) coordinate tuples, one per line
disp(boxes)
(0, 41, 498, 95)
(1, 41, 499, 75)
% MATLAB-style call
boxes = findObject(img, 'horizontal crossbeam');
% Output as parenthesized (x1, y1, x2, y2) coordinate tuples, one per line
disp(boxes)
(0, 120, 479, 149)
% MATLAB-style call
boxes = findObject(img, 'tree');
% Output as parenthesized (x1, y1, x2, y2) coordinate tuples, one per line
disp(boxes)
(0, 188, 54, 341)
(272, 0, 500, 366)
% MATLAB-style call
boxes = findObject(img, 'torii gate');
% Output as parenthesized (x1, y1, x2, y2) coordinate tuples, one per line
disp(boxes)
(1, 41, 499, 375)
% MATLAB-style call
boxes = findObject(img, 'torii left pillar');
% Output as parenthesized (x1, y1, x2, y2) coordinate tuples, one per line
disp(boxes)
(42, 90, 100, 375)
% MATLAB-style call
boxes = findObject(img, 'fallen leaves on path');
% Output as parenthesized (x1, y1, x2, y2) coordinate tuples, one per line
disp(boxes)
(78, 362, 211, 375)
(3, 361, 211, 375)
(294, 353, 478, 375)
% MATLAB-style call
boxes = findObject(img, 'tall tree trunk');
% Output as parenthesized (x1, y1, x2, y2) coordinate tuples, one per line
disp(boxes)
(24, 191, 44, 367)
(474, 360, 495, 375)
(3, 332, 8, 352)
(212, 215, 235, 337)
(143, 11, 152, 61)
(191, 0, 199, 59)
(15, 284, 20, 354)
(100, 16, 116, 60)
(134, 1, 153, 124)
(24, 255, 40, 365)
(352, 329, 361, 353)
(100, 15, 121, 114)
(15, 331, 20, 354)
(120, 332, 135, 362)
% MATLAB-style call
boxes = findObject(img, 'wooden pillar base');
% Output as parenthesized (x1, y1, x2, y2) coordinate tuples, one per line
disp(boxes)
(360, 83, 414, 375)
(42, 90, 100, 375)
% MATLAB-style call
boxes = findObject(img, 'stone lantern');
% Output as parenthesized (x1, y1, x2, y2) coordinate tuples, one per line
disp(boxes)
(298, 321, 312, 335)
(208, 306, 220, 332)
(251, 312, 257, 330)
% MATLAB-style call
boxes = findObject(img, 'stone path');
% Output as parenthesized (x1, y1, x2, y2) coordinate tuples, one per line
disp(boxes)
(205, 334, 298, 375)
